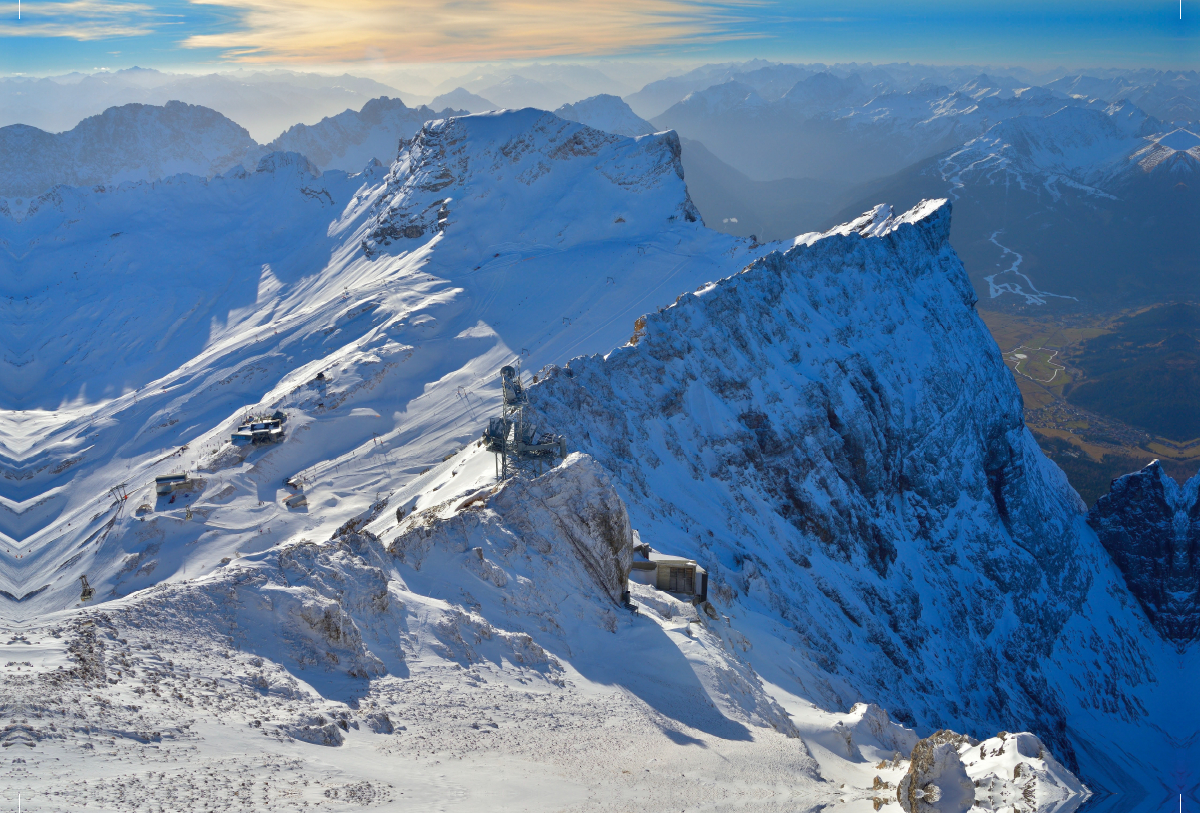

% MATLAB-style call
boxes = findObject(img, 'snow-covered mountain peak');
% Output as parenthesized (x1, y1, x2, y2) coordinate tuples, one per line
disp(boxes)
(958, 72, 1029, 100)
(1102, 98, 1163, 136)
(554, 94, 656, 137)
(1131, 127, 1200, 175)
(0, 100, 264, 198)
(255, 150, 321, 177)
(809, 198, 950, 243)
(364, 108, 699, 255)
(267, 96, 467, 172)
(940, 102, 1168, 196)
(429, 86, 499, 113)
(781, 71, 872, 111)
(678, 81, 767, 114)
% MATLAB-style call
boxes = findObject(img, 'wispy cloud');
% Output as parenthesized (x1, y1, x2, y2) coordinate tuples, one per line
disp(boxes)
(181, 0, 761, 62)
(0, 0, 162, 40)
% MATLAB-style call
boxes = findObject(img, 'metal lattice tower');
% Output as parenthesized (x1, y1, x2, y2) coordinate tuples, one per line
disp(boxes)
(482, 365, 566, 479)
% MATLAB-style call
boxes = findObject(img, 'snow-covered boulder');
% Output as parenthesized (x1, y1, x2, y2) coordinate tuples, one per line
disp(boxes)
(962, 731, 1091, 813)
(898, 731, 977, 813)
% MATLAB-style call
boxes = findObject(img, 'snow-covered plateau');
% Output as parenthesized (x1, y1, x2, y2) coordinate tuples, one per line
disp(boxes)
(0, 108, 1193, 812)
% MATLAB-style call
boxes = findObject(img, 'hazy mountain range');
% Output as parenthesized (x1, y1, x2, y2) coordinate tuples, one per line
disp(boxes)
(0, 67, 403, 141)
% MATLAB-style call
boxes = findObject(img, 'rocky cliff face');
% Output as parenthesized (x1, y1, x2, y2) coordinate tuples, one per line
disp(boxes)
(527, 200, 1168, 772)
(1088, 461, 1200, 642)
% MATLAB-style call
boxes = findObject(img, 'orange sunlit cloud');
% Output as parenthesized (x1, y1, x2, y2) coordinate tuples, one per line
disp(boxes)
(181, 0, 761, 62)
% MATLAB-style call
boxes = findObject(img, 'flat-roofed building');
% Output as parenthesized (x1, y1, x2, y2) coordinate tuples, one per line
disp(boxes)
(628, 542, 707, 603)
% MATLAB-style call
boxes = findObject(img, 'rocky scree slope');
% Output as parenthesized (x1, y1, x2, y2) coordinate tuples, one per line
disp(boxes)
(526, 200, 1187, 788)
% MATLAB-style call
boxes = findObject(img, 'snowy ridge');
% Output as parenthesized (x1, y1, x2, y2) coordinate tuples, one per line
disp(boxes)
(363, 108, 700, 254)
(0, 100, 264, 199)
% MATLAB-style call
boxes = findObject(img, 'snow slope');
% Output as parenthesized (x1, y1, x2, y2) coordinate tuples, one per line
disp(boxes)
(0, 100, 264, 198)
(0, 108, 750, 604)
(268, 96, 467, 172)
(0, 107, 1184, 811)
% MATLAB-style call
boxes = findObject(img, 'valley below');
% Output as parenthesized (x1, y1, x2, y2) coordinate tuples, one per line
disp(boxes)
(982, 306, 1200, 505)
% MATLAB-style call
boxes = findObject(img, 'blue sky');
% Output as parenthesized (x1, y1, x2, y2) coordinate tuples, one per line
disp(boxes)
(0, 0, 1195, 75)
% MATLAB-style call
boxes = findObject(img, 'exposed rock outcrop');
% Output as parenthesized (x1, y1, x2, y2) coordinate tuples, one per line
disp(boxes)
(1088, 460, 1200, 641)
(898, 731, 977, 813)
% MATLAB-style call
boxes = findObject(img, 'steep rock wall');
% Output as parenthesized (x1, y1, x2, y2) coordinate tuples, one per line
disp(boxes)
(1088, 460, 1200, 642)
(528, 200, 1164, 772)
